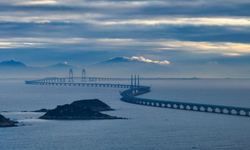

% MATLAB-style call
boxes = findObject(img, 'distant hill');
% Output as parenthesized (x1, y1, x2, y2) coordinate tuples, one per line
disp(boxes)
(100, 56, 134, 64)
(0, 60, 79, 78)
(46, 63, 76, 69)
(0, 57, 175, 78)
(91, 56, 160, 67)
(94, 56, 144, 65)
(87, 56, 173, 77)
(0, 60, 27, 68)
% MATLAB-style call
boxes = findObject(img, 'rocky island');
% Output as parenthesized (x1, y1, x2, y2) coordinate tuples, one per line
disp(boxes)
(71, 99, 113, 111)
(0, 114, 17, 127)
(39, 99, 125, 120)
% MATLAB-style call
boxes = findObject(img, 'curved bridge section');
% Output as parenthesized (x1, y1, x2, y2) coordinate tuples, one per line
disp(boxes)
(120, 87, 250, 117)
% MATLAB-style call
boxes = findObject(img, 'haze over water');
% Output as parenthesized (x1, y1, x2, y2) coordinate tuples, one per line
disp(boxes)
(1, 78, 250, 150)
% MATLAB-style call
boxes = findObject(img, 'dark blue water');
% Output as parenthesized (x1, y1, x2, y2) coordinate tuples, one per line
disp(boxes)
(1, 79, 250, 150)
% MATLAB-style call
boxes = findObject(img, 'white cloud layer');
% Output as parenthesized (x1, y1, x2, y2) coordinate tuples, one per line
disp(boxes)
(15, 0, 58, 6)
(1, 38, 250, 56)
(130, 56, 170, 65)
(92, 18, 250, 27)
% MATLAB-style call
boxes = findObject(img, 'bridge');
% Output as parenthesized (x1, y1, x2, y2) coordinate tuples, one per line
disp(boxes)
(86, 77, 198, 82)
(120, 87, 250, 117)
(29, 77, 198, 83)
(30, 69, 198, 82)
(25, 75, 250, 117)
(25, 80, 131, 88)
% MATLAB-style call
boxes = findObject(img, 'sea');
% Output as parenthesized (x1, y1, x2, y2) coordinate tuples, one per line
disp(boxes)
(0, 78, 250, 150)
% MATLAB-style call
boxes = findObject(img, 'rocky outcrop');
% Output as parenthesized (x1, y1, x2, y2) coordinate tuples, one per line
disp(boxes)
(71, 99, 113, 111)
(0, 114, 16, 127)
(39, 104, 124, 120)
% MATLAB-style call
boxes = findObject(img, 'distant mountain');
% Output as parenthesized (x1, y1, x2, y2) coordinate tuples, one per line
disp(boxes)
(0, 60, 34, 78)
(0, 60, 80, 78)
(92, 56, 153, 67)
(87, 56, 173, 77)
(0, 60, 27, 67)
(0, 57, 174, 78)
(46, 63, 75, 69)
(45, 62, 79, 70)
(102, 57, 133, 63)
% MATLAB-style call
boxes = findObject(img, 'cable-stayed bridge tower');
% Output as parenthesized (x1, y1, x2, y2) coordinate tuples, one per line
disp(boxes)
(68, 69, 74, 82)
(81, 69, 86, 82)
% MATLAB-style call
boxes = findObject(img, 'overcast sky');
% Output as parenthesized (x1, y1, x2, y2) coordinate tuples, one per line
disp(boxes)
(0, 0, 250, 77)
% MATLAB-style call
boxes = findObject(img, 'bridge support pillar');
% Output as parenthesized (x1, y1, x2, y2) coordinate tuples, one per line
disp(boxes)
(164, 103, 168, 108)
(69, 69, 74, 82)
(245, 111, 249, 116)
(131, 75, 133, 89)
(204, 107, 208, 112)
(138, 75, 140, 87)
(197, 106, 201, 111)
(81, 69, 86, 82)
(134, 75, 137, 93)
(236, 110, 241, 115)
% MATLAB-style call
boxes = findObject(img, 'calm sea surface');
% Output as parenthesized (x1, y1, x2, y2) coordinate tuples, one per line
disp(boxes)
(1, 78, 250, 150)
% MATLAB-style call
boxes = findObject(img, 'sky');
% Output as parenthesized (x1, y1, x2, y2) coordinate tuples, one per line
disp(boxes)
(0, 0, 250, 77)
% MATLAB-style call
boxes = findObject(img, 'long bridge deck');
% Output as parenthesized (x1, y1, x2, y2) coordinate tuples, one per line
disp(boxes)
(30, 76, 198, 83)
(25, 77, 250, 117)
(25, 80, 131, 88)
(120, 88, 250, 117)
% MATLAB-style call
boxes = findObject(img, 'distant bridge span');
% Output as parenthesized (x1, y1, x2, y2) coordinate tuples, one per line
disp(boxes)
(25, 77, 250, 117)
(25, 80, 131, 88)
(29, 77, 198, 83)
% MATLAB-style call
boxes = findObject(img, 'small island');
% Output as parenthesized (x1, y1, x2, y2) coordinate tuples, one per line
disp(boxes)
(39, 99, 125, 120)
(0, 114, 17, 127)
(71, 99, 113, 111)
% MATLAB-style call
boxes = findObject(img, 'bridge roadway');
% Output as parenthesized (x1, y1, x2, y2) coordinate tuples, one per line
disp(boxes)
(86, 77, 198, 81)
(25, 78, 250, 117)
(120, 87, 250, 117)
(87, 77, 198, 81)
(30, 77, 198, 83)
(25, 80, 131, 88)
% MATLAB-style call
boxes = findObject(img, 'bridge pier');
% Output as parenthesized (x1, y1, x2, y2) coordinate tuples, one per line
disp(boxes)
(245, 111, 249, 116)
(197, 106, 202, 111)
(236, 110, 241, 115)
(69, 69, 74, 82)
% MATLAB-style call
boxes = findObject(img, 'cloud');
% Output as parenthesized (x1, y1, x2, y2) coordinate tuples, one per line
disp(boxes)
(157, 40, 250, 55)
(130, 56, 170, 65)
(92, 18, 250, 27)
(0, 41, 42, 49)
(15, 0, 58, 6)
(223, 53, 241, 56)
(1, 37, 250, 57)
